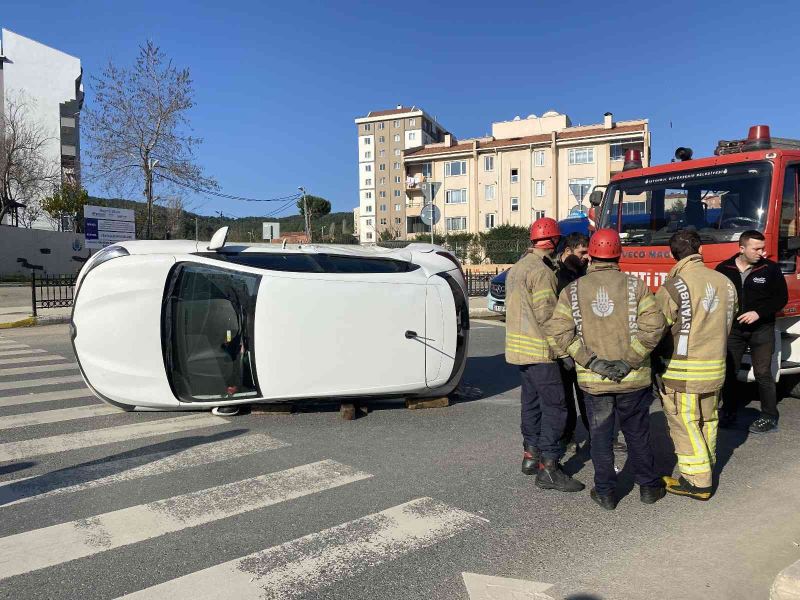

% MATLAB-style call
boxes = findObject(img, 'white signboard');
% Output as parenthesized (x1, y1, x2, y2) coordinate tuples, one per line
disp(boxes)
(262, 222, 280, 241)
(84, 205, 136, 249)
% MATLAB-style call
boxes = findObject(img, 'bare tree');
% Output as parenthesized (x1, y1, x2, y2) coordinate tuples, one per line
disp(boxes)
(0, 93, 59, 225)
(163, 195, 185, 239)
(84, 41, 216, 239)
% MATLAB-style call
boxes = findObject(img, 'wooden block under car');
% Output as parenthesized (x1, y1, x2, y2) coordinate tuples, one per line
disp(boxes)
(405, 397, 450, 410)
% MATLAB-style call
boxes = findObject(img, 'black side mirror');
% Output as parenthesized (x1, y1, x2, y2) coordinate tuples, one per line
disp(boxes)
(788, 237, 800, 251)
(589, 190, 603, 207)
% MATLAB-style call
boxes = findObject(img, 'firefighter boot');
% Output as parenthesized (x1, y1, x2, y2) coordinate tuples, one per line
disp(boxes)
(663, 476, 713, 501)
(521, 444, 541, 475)
(590, 488, 617, 510)
(535, 458, 585, 492)
(639, 483, 666, 504)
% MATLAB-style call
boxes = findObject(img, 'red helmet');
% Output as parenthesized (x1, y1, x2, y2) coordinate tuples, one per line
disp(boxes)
(530, 217, 560, 241)
(589, 228, 622, 259)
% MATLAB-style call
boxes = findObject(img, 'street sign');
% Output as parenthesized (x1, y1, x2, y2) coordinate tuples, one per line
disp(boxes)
(421, 181, 441, 204)
(420, 204, 441, 226)
(84, 205, 136, 250)
(262, 222, 280, 240)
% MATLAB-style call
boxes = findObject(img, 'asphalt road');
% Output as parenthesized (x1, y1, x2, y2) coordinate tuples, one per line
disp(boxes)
(0, 322, 798, 600)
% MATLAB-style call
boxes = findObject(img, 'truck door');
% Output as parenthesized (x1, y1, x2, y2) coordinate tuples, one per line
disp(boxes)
(776, 163, 800, 366)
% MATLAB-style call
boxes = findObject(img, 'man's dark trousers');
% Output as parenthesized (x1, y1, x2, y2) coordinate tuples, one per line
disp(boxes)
(583, 387, 660, 496)
(520, 363, 567, 460)
(723, 323, 777, 418)
(560, 361, 590, 442)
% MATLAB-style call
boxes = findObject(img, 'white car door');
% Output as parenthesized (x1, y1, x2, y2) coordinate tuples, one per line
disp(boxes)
(254, 272, 428, 398)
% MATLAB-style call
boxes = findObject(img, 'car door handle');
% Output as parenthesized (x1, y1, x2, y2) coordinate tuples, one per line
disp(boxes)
(405, 330, 418, 339)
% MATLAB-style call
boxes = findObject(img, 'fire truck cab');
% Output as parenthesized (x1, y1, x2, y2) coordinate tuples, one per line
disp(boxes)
(592, 125, 800, 392)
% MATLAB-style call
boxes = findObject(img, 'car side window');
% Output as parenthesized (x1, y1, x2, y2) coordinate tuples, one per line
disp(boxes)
(778, 164, 799, 273)
(197, 252, 419, 274)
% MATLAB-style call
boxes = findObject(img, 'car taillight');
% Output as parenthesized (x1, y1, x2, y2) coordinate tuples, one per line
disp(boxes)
(436, 250, 464, 278)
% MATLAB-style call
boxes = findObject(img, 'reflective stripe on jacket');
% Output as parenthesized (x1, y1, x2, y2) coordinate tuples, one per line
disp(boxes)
(655, 254, 737, 394)
(545, 261, 666, 394)
(505, 248, 558, 365)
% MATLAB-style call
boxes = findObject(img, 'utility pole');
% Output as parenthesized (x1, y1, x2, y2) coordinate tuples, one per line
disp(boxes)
(195, 216, 198, 241)
(298, 186, 310, 242)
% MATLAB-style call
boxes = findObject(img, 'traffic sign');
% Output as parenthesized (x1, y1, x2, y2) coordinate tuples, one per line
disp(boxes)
(420, 204, 441, 226)
(421, 181, 441, 204)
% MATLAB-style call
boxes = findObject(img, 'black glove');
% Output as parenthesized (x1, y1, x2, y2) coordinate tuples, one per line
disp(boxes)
(559, 356, 575, 371)
(587, 357, 620, 381)
(608, 360, 633, 382)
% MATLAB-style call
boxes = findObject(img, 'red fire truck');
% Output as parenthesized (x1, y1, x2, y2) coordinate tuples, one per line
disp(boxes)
(589, 125, 800, 393)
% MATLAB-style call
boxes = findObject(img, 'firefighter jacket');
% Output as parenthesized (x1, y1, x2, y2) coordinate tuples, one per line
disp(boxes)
(505, 248, 559, 365)
(545, 261, 666, 395)
(655, 254, 737, 394)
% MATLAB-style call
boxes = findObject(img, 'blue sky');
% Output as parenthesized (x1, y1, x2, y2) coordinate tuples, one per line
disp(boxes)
(4, 1, 800, 218)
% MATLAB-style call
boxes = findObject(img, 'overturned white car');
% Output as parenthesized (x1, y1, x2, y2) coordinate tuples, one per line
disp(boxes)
(70, 228, 469, 411)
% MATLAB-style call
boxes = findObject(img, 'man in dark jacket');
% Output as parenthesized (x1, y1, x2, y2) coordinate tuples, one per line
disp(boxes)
(716, 230, 788, 433)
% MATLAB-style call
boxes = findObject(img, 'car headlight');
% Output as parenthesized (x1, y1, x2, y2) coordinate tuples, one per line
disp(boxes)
(77, 245, 130, 287)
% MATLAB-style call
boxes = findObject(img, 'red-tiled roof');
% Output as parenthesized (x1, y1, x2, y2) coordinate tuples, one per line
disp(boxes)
(366, 107, 417, 118)
(404, 123, 646, 158)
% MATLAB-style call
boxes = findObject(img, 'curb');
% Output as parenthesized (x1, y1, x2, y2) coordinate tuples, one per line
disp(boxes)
(469, 309, 504, 321)
(771, 559, 800, 600)
(0, 315, 71, 329)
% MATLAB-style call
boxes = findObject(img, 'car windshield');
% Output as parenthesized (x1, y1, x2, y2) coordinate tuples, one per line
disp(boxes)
(599, 162, 772, 245)
(163, 263, 261, 402)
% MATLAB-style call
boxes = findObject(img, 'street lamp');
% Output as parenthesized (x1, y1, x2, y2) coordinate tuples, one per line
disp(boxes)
(298, 186, 310, 242)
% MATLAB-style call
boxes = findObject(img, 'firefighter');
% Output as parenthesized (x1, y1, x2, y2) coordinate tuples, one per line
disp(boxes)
(506, 217, 584, 493)
(546, 228, 666, 510)
(654, 230, 737, 500)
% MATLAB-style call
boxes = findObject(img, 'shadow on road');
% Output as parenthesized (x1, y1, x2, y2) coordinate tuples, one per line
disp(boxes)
(458, 354, 520, 401)
(0, 461, 36, 476)
(0, 429, 248, 507)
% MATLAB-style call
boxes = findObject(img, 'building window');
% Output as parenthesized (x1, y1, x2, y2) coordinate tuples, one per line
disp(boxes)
(366, 218, 373, 225)
(394, 134, 401, 142)
(364, 151, 371, 159)
(445, 189, 468, 204)
(568, 177, 595, 204)
(568, 147, 594, 165)
(379, 150, 385, 157)
(511, 197, 519, 212)
(378, 122, 385, 130)
(364, 124, 371, 131)
(365, 164, 372, 172)
(534, 150, 545, 167)
(365, 205, 373, 213)
(364, 137, 371, 145)
(422, 163, 433, 178)
(446, 216, 467, 231)
(408, 132, 416, 141)
(510, 168, 519, 183)
(409, 118, 416, 126)
(535, 180, 545, 197)
(380, 191, 386, 197)
(380, 177, 386, 185)
(379, 164, 386, 171)
(394, 149, 401, 156)
(366, 192, 372, 199)
(366, 232, 373, 240)
(445, 160, 467, 177)
(379, 136, 385, 143)
(395, 217, 402, 224)
(485, 213, 495, 229)
(394, 120, 401, 127)
(380, 218, 387, 225)
(484, 184, 496, 201)
(533, 210, 546, 220)
(394, 190, 401, 197)
(609, 144, 625, 161)
(365, 178, 372, 186)
(394, 203, 401, 211)
(379, 204, 387, 211)
(484, 155, 494, 171)
(393, 162, 400, 169)
(394, 176, 401, 183)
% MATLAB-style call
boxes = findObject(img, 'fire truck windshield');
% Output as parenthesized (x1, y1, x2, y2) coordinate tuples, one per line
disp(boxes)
(600, 162, 772, 246)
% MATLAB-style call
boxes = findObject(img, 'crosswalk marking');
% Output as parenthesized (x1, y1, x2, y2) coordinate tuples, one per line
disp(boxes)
(0, 413, 227, 463)
(0, 460, 371, 581)
(0, 349, 45, 358)
(0, 387, 91, 407)
(0, 362, 78, 377)
(0, 344, 29, 351)
(117, 497, 487, 600)
(0, 433, 289, 507)
(0, 404, 120, 430)
(0, 374, 84, 391)
(0, 354, 66, 366)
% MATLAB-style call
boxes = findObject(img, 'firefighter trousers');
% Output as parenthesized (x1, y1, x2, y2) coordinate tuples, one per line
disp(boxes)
(519, 363, 567, 460)
(660, 385, 718, 489)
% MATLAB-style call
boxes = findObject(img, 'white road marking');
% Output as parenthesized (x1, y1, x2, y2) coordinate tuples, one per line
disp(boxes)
(0, 413, 227, 463)
(117, 497, 487, 600)
(0, 460, 371, 581)
(0, 387, 91, 407)
(0, 374, 84, 392)
(0, 433, 289, 507)
(0, 349, 46, 358)
(0, 404, 121, 430)
(0, 354, 66, 366)
(0, 344, 29, 351)
(0, 362, 77, 377)
(462, 572, 555, 600)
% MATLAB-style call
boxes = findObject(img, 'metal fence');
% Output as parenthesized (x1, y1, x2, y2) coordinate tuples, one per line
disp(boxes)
(465, 268, 499, 297)
(31, 273, 77, 317)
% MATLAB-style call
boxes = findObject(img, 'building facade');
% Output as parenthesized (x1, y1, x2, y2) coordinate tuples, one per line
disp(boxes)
(0, 29, 83, 229)
(403, 111, 649, 237)
(354, 106, 448, 243)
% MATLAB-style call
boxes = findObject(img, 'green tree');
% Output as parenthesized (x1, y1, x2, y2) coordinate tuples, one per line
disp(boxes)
(297, 195, 331, 241)
(41, 182, 89, 232)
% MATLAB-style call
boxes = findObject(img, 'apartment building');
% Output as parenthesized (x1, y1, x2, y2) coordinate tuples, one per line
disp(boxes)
(0, 29, 83, 229)
(403, 111, 650, 237)
(354, 105, 448, 243)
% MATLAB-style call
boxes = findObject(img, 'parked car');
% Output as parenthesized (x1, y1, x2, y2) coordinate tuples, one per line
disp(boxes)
(71, 228, 469, 411)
